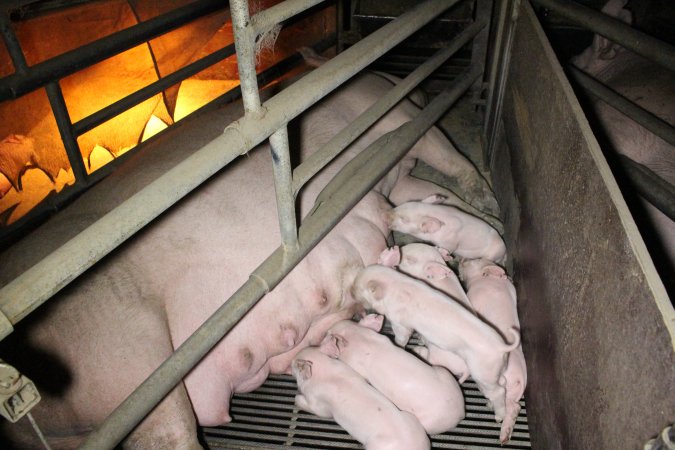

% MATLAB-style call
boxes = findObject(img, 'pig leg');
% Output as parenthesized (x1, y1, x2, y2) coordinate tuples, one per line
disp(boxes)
(411, 344, 470, 384)
(475, 380, 507, 423)
(500, 401, 521, 443)
(407, 130, 500, 216)
(390, 321, 414, 347)
(389, 174, 504, 234)
(123, 382, 202, 450)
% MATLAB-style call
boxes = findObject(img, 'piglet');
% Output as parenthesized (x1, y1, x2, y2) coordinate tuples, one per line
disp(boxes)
(292, 347, 430, 450)
(320, 314, 464, 434)
(352, 264, 520, 422)
(378, 244, 472, 383)
(385, 195, 506, 264)
(459, 258, 527, 443)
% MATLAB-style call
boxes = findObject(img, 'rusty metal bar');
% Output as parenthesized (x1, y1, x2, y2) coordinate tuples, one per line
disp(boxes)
(0, 0, 226, 101)
(78, 60, 480, 450)
(530, 0, 675, 73)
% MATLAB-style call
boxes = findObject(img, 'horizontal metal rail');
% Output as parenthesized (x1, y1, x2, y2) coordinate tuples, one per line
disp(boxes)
(0, 0, 226, 101)
(618, 155, 675, 222)
(79, 60, 481, 450)
(73, 43, 237, 136)
(567, 66, 675, 149)
(530, 0, 675, 73)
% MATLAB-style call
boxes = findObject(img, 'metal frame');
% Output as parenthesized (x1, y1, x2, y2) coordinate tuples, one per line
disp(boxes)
(0, 0, 488, 448)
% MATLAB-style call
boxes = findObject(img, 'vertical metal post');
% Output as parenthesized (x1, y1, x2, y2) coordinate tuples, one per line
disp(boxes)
(336, 0, 345, 53)
(470, 0, 490, 110)
(269, 126, 299, 253)
(482, 0, 520, 167)
(0, 12, 28, 74)
(231, 0, 298, 252)
(44, 82, 89, 186)
(230, 0, 263, 115)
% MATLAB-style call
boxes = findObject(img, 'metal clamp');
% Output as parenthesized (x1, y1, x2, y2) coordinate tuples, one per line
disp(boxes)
(0, 359, 41, 423)
(645, 425, 675, 450)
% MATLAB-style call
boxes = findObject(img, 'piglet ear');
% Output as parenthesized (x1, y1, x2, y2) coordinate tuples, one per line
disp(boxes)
(293, 359, 313, 381)
(378, 246, 401, 267)
(359, 313, 384, 332)
(367, 280, 384, 301)
(436, 247, 453, 262)
(482, 265, 507, 279)
(422, 194, 446, 204)
(425, 261, 452, 280)
(319, 334, 342, 358)
(420, 216, 443, 233)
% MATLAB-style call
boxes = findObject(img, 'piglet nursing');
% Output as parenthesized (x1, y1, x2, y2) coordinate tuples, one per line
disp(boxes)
(320, 314, 464, 434)
(385, 195, 506, 264)
(352, 264, 519, 421)
(292, 347, 430, 450)
(459, 258, 528, 443)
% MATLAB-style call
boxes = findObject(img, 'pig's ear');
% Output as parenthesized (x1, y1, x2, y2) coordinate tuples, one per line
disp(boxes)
(482, 265, 507, 279)
(378, 246, 401, 267)
(293, 359, 312, 381)
(422, 194, 446, 204)
(424, 261, 453, 280)
(420, 216, 443, 233)
(319, 335, 341, 358)
(367, 280, 385, 301)
(436, 247, 453, 262)
(359, 313, 384, 331)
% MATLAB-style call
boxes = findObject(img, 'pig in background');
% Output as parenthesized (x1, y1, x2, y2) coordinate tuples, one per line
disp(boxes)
(0, 67, 498, 449)
(570, 0, 675, 294)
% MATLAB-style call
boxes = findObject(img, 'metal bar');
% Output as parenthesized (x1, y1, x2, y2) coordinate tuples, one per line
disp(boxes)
(0, 0, 456, 340)
(251, 0, 327, 36)
(483, 0, 520, 166)
(0, 0, 226, 101)
(567, 65, 675, 148)
(231, 0, 263, 115)
(470, 0, 491, 112)
(292, 18, 486, 194)
(79, 63, 481, 450)
(530, 0, 675, 73)
(73, 44, 236, 136)
(0, 12, 28, 73)
(44, 82, 89, 186)
(618, 155, 675, 221)
(269, 126, 299, 252)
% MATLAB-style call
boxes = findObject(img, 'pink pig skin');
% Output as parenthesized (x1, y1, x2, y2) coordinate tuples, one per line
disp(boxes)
(459, 258, 527, 443)
(320, 315, 464, 434)
(292, 347, 430, 450)
(352, 265, 520, 422)
(378, 244, 473, 383)
(386, 195, 506, 264)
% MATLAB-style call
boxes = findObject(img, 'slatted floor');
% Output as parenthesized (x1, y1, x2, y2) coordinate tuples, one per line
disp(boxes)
(202, 330, 531, 449)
